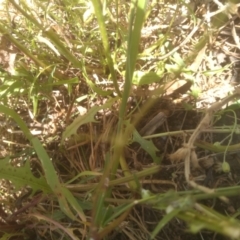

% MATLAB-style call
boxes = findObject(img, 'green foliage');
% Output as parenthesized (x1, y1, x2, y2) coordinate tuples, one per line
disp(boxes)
(91, 0, 121, 96)
(61, 97, 117, 144)
(0, 157, 50, 193)
(32, 137, 86, 221)
(132, 127, 161, 164)
(132, 71, 164, 85)
(0, 0, 239, 239)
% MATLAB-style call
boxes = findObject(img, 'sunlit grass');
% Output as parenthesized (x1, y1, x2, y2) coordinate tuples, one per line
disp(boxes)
(0, 0, 239, 239)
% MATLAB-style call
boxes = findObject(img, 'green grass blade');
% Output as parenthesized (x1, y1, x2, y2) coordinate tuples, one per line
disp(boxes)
(9, 0, 82, 69)
(0, 105, 32, 140)
(114, 0, 147, 188)
(61, 97, 117, 144)
(119, 0, 147, 123)
(31, 137, 86, 221)
(0, 25, 46, 70)
(0, 105, 85, 221)
(91, 0, 121, 97)
(0, 157, 51, 194)
(43, 29, 82, 68)
(151, 208, 182, 239)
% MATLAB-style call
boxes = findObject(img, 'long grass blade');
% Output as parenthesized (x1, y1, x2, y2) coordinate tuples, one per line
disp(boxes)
(91, 0, 121, 97)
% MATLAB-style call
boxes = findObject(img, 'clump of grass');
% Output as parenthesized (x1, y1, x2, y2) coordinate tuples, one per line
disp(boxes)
(0, 0, 240, 239)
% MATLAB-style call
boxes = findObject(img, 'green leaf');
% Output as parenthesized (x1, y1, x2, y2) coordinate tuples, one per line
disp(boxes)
(32, 137, 86, 221)
(188, 221, 206, 233)
(83, 71, 113, 96)
(91, 0, 121, 96)
(0, 105, 85, 221)
(61, 187, 86, 221)
(0, 80, 23, 97)
(132, 71, 163, 85)
(133, 129, 161, 164)
(202, 64, 231, 76)
(171, 52, 185, 66)
(119, 0, 147, 124)
(0, 105, 32, 140)
(141, 188, 153, 199)
(61, 97, 117, 144)
(66, 170, 102, 184)
(151, 208, 181, 239)
(0, 157, 50, 194)
(151, 196, 195, 239)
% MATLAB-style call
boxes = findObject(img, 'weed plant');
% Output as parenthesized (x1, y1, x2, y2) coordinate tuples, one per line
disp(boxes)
(0, 0, 240, 239)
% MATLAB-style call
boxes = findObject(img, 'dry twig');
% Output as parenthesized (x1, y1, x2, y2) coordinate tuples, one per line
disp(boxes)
(170, 87, 240, 195)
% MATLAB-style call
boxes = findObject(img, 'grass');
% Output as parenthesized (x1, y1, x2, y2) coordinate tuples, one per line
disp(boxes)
(1, 0, 240, 239)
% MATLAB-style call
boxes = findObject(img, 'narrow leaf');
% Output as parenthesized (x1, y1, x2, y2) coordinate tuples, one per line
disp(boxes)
(133, 130, 161, 164)
(32, 137, 86, 221)
(91, 0, 121, 96)
(61, 97, 117, 143)
(0, 157, 50, 194)
(151, 208, 181, 239)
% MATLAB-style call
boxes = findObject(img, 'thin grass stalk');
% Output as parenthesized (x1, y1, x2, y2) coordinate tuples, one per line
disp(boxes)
(66, 165, 161, 192)
(0, 105, 86, 222)
(98, 207, 132, 239)
(91, 0, 121, 97)
(0, 24, 47, 68)
(9, 0, 82, 69)
(116, 0, 147, 184)
(178, 209, 240, 239)
(90, 2, 147, 236)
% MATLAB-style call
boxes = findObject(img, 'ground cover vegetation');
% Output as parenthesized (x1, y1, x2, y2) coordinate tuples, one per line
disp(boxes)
(1, 0, 240, 239)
